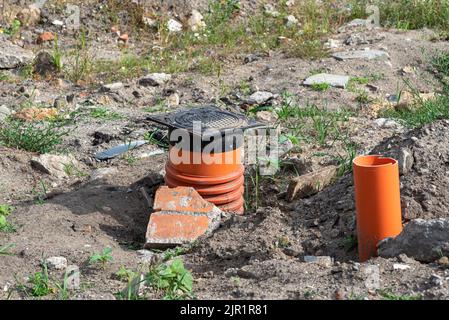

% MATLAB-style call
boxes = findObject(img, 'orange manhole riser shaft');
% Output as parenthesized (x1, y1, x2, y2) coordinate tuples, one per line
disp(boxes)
(165, 147, 245, 214)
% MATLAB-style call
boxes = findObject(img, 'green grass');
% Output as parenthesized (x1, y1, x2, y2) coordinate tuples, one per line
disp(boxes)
(311, 83, 331, 92)
(0, 204, 15, 233)
(0, 120, 67, 154)
(89, 247, 113, 269)
(381, 52, 449, 127)
(379, 289, 422, 300)
(145, 258, 193, 300)
(0, 243, 15, 256)
(381, 94, 449, 127)
(115, 266, 137, 282)
(28, 263, 54, 297)
(65, 0, 362, 83)
(350, 0, 449, 30)
(89, 107, 123, 120)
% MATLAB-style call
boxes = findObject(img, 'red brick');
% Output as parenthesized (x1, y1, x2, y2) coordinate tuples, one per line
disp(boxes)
(37, 31, 54, 43)
(153, 186, 216, 213)
(145, 186, 221, 249)
(145, 212, 211, 248)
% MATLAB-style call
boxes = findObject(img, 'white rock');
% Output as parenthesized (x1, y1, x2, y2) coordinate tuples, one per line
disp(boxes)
(45, 257, 68, 270)
(142, 16, 157, 27)
(90, 168, 119, 181)
(286, 0, 295, 6)
(285, 15, 298, 28)
(332, 49, 389, 61)
(248, 91, 274, 104)
(264, 4, 280, 17)
(304, 256, 334, 267)
(167, 19, 183, 33)
(325, 39, 341, 49)
(31, 154, 79, 179)
(138, 73, 172, 87)
(0, 38, 35, 69)
(66, 265, 80, 290)
(0, 105, 12, 122)
(373, 118, 401, 129)
(137, 249, 157, 264)
(188, 10, 206, 32)
(303, 73, 350, 88)
(256, 110, 277, 123)
(393, 263, 410, 271)
(52, 20, 64, 26)
(101, 82, 123, 92)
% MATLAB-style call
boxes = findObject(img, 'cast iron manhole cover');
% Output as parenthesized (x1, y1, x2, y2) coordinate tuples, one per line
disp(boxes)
(147, 105, 263, 135)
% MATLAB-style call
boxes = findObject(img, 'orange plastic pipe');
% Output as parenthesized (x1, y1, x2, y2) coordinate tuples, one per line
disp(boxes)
(353, 155, 403, 262)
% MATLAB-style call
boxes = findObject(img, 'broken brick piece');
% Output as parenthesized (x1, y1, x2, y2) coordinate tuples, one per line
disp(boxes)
(153, 186, 216, 214)
(145, 212, 211, 249)
(145, 186, 222, 249)
(12, 107, 58, 122)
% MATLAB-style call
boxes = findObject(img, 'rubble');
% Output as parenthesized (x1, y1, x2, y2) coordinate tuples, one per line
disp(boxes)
(303, 73, 350, 88)
(138, 73, 172, 87)
(378, 219, 449, 262)
(332, 49, 389, 61)
(145, 186, 222, 249)
(0, 38, 35, 69)
(31, 154, 80, 179)
(286, 165, 339, 201)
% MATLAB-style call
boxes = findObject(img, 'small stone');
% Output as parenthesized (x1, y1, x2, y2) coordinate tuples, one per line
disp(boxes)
(34, 51, 58, 77)
(303, 73, 350, 88)
(264, 4, 280, 17)
(31, 154, 79, 179)
(332, 49, 389, 61)
(402, 66, 415, 74)
(138, 73, 171, 87)
(13, 107, 58, 122)
(304, 256, 334, 267)
(90, 168, 119, 181)
(136, 249, 158, 265)
(397, 148, 414, 175)
(16, 5, 41, 27)
(118, 33, 128, 43)
(0, 38, 34, 69)
(0, 105, 12, 122)
(167, 19, 183, 33)
(52, 20, 64, 27)
(438, 256, 449, 266)
(66, 265, 80, 290)
(187, 10, 206, 32)
(256, 110, 277, 123)
(101, 82, 124, 92)
(45, 257, 68, 270)
(430, 274, 444, 287)
(166, 92, 180, 106)
(325, 39, 341, 49)
(285, 15, 299, 28)
(373, 118, 401, 129)
(142, 17, 157, 27)
(393, 263, 410, 271)
(37, 31, 55, 44)
(248, 91, 274, 104)
(286, 0, 295, 6)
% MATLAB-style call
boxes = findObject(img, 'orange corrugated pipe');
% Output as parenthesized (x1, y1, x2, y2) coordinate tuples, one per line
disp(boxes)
(353, 155, 403, 262)
(165, 146, 245, 214)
